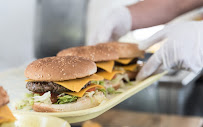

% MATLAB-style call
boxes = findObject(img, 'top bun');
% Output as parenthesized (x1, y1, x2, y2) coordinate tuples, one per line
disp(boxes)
(57, 45, 119, 62)
(25, 56, 97, 81)
(97, 42, 145, 58)
(0, 86, 9, 107)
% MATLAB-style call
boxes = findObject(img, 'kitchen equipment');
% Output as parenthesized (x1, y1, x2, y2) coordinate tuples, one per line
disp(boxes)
(72, 109, 203, 127)
(34, 0, 88, 58)
(114, 70, 202, 115)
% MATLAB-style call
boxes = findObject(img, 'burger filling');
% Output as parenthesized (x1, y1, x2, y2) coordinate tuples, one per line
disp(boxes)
(115, 58, 138, 66)
(15, 81, 106, 110)
(26, 81, 91, 93)
(114, 58, 143, 80)
(103, 73, 132, 94)
(96, 59, 139, 93)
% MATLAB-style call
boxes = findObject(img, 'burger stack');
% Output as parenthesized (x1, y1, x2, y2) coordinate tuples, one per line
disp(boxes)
(16, 42, 144, 112)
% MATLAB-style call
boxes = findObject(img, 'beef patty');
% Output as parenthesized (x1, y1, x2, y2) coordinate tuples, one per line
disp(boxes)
(26, 81, 91, 93)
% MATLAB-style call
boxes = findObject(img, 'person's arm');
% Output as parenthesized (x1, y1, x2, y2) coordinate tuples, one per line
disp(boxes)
(87, 0, 203, 45)
(128, 0, 203, 30)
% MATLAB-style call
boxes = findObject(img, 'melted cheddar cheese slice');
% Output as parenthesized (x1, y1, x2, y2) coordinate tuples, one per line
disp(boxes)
(116, 64, 138, 71)
(66, 84, 105, 97)
(0, 105, 16, 124)
(96, 70, 124, 80)
(25, 79, 35, 82)
(96, 61, 114, 73)
(115, 58, 134, 65)
(26, 74, 104, 92)
(54, 74, 103, 92)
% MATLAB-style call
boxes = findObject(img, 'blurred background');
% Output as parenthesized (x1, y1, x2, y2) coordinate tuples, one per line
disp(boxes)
(1, 0, 203, 126)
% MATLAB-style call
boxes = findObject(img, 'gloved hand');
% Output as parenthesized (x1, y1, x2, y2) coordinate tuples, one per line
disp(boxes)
(137, 21, 203, 80)
(87, 6, 132, 45)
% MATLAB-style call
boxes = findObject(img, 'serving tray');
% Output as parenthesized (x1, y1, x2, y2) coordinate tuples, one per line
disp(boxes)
(0, 66, 166, 123)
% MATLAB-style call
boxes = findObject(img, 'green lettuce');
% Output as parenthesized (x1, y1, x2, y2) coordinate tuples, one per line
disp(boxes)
(98, 89, 107, 96)
(56, 95, 78, 104)
(16, 93, 36, 110)
(16, 92, 51, 110)
(126, 81, 133, 85)
(33, 92, 52, 104)
(91, 80, 105, 86)
(107, 87, 122, 94)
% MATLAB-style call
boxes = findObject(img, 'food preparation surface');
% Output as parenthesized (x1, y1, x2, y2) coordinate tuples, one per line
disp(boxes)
(0, 66, 166, 123)
(73, 109, 203, 127)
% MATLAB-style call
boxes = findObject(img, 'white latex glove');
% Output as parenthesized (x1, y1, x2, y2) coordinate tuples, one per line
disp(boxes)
(87, 6, 132, 45)
(137, 21, 203, 80)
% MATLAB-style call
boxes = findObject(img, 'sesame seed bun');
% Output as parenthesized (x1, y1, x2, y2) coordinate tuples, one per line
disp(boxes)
(97, 42, 145, 58)
(57, 45, 119, 62)
(24, 56, 97, 82)
(0, 86, 9, 107)
(32, 97, 100, 112)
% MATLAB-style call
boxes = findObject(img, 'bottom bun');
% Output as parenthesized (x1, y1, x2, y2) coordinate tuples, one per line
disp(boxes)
(32, 92, 106, 112)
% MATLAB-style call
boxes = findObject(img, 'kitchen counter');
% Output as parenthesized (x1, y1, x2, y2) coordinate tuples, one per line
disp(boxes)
(73, 109, 203, 127)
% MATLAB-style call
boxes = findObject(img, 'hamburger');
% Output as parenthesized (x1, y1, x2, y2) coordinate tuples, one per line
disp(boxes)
(16, 56, 106, 112)
(57, 45, 123, 81)
(57, 44, 136, 93)
(0, 86, 16, 124)
(97, 42, 145, 80)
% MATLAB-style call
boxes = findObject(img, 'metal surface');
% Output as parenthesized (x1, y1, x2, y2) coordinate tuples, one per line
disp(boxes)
(34, 0, 88, 58)
(114, 70, 202, 115)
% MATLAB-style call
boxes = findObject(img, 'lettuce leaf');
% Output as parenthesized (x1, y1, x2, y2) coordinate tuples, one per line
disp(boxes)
(126, 81, 134, 85)
(15, 93, 35, 110)
(98, 89, 107, 96)
(56, 95, 78, 104)
(16, 92, 52, 110)
(107, 87, 122, 94)
(91, 80, 105, 86)
(33, 91, 52, 104)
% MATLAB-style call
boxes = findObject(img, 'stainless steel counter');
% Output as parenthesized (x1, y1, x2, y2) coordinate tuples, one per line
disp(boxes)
(114, 70, 202, 115)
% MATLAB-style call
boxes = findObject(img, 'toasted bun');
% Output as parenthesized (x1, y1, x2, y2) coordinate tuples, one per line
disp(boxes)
(0, 86, 9, 107)
(32, 92, 105, 112)
(98, 42, 145, 58)
(57, 45, 119, 62)
(25, 56, 97, 81)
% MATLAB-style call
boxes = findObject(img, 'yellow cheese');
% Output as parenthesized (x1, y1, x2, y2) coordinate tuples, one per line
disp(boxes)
(96, 70, 124, 80)
(54, 74, 104, 92)
(25, 74, 103, 92)
(66, 84, 105, 97)
(96, 61, 114, 73)
(25, 79, 34, 82)
(0, 105, 16, 123)
(115, 58, 134, 65)
(116, 64, 138, 71)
